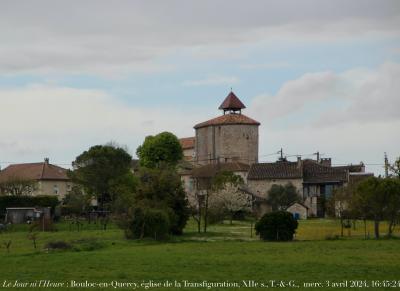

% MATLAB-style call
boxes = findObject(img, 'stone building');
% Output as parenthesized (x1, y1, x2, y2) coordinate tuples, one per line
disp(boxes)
(179, 91, 373, 219)
(0, 158, 71, 200)
(247, 158, 372, 217)
(193, 91, 260, 165)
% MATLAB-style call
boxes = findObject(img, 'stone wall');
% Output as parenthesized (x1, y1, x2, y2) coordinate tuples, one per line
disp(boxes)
(247, 178, 303, 199)
(195, 124, 258, 165)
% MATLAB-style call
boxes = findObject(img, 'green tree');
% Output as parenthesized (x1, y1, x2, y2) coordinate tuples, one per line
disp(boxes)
(133, 166, 189, 235)
(352, 177, 384, 239)
(379, 178, 400, 236)
(136, 132, 183, 168)
(70, 144, 134, 210)
(267, 183, 300, 211)
(62, 185, 89, 216)
(255, 211, 298, 241)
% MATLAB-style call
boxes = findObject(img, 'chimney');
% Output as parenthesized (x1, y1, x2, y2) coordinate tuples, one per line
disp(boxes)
(297, 156, 302, 168)
(320, 158, 331, 167)
(44, 158, 49, 164)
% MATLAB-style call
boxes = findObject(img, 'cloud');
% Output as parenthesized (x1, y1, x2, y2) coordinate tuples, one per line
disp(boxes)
(248, 62, 400, 125)
(0, 0, 399, 75)
(249, 71, 343, 120)
(0, 84, 208, 164)
(247, 62, 400, 175)
(182, 75, 239, 87)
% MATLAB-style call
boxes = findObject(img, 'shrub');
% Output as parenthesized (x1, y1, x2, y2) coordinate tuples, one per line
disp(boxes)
(128, 207, 170, 240)
(255, 211, 298, 241)
(0, 195, 59, 214)
(45, 241, 72, 250)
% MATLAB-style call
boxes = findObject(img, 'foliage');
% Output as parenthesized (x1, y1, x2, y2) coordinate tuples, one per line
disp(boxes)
(209, 171, 250, 224)
(0, 178, 36, 196)
(0, 195, 59, 214)
(136, 132, 183, 168)
(69, 144, 134, 209)
(62, 186, 89, 216)
(255, 211, 298, 241)
(266, 183, 300, 211)
(127, 207, 170, 240)
(131, 166, 189, 236)
(390, 157, 400, 178)
(350, 177, 400, 239)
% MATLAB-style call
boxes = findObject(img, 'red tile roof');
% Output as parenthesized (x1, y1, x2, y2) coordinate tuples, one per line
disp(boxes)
(0, 162, 70, 182)
(179, 137, 195, 149)
(218, 92, 246, 110)
(194, 113, 260, 129)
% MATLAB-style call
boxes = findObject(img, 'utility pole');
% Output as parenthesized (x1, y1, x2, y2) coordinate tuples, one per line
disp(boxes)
(384, 152, 389, 178)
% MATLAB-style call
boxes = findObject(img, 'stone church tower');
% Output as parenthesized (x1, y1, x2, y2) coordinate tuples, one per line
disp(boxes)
(193, 92, 260, 165)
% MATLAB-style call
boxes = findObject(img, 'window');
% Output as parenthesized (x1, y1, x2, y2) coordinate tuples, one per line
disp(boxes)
(53, 185, 59, 195)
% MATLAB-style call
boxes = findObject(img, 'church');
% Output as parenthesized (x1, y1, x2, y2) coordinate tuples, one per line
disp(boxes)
(179, 92, 372, 218)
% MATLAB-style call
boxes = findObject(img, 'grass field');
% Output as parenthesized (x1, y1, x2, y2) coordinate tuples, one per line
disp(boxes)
(0, 219, 399, 291)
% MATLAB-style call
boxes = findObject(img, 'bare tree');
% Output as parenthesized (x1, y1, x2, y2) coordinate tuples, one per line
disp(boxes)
(0, 177, 36, 196)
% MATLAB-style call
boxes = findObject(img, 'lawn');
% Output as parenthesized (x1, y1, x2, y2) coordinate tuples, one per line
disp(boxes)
(0, 219, 399, 291)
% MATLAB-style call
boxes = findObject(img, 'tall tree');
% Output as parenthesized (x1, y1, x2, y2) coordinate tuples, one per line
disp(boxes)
(267, 183, 300, 211)
(70, 144, 134, 210)
(134, 166, 189, 235)
(379, 178, 400, 236)
(352, 177, 384, 239)
(136, 132, 183, 168)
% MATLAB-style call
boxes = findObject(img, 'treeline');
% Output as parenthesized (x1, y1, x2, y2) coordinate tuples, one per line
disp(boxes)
(68, 133, 189, 240)
(328, 171, 400, 239)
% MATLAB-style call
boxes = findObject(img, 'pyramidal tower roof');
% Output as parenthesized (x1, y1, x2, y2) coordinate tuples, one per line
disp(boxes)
(218, 91, 246, 112)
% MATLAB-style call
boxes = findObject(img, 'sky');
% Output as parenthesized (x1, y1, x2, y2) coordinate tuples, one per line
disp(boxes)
(1, 0, 400, 175)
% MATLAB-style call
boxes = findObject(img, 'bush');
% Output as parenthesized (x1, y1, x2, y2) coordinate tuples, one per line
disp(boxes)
(0, 195, 59, 214)
(128, 207, 170, 240)
(45, 241, 72, 250)
(255, 211, 298, 241)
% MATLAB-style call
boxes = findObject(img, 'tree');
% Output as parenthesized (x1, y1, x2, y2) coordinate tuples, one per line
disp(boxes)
(133, 166, 189, 235)
(136, 132, 183, 168)
(352, 177, 384, 239)
(255, 211, 298, 241)
(266, 183, 300, 211)
(209, 172, 250, 225)
(390, 157, 400, 178)
(379, 178, 400, 236)
(62, 185, 89, 216)
(70, 144, 134, 210)
(0, 178, 36, 196)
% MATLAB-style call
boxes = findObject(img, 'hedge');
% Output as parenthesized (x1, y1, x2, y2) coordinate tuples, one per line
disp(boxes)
(0, 195, 60, 215)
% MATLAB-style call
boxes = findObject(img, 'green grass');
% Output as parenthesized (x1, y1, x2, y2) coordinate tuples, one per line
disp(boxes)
(0, 219, 399, 291)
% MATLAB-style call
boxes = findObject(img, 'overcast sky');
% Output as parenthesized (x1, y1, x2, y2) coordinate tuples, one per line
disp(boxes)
(1, 0, 399, 175)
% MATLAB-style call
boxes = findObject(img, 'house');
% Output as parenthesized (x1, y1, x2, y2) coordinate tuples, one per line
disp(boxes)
(247, 158, 373, 217)
(179, 137, 195, 161)
(0, 158, 71, 200)
(287, 202, 308, 220)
